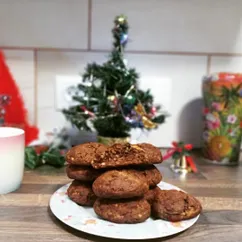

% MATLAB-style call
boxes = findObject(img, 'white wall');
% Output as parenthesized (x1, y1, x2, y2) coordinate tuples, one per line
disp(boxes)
(1, 0, 242, 147)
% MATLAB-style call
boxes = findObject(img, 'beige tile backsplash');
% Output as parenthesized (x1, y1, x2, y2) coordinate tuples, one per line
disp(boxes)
(1, 0, 242, 147)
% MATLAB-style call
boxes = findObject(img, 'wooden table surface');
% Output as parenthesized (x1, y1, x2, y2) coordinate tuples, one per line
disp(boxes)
(1, 153, 242, 242)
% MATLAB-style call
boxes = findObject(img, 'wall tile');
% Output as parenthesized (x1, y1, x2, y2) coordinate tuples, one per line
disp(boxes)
(92, 0, 242, 53)
(37, 51, 106, 109)
(38, 107, 66, 132)
(210, 56, 242, 73)
(3, 50, 35, 124)
(0, 0, 88, 49)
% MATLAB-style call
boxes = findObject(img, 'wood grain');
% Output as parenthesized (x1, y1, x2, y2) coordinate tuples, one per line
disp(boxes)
(0, 153, 241, 242)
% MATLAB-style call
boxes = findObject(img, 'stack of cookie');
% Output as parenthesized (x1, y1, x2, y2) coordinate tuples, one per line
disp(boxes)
(65, 142, 202, 224)
(65, 143, 107, 206)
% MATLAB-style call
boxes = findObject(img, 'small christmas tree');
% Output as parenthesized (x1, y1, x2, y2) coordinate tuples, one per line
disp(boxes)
(63, 15, 167, 139)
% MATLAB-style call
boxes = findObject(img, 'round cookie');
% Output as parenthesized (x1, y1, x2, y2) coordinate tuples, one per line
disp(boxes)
(65, 142, 107, 166)
(137, 165, 162, 187)
(66, 164, 102, 181)
(92, 170, 149, 199)
(67, 180, 97, 206)
(93, 198, 151, 224)
(152, 189, 202, 222)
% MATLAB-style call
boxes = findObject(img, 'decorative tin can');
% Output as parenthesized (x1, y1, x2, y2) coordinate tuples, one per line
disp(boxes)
(202, 73, 242, 165)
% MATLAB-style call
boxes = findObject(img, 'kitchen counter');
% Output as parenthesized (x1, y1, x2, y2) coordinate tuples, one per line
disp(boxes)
(0, 154, 242, 242)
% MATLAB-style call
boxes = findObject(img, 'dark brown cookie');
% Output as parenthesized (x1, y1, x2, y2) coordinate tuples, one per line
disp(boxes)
(152, 189, 202, 222)
(66, 142, 107, 166)
(92, 170, 149, 199)
(91, 143, 162, 169)
(67, 180, 97, 206)
(144, 186, 160, 204)
(93, 198, 151, 224)
(136, 165, 162, 187)
(66, 164, 102, 181)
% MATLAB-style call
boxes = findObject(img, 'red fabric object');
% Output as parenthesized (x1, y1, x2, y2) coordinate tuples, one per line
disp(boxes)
(186, 156, 198, 173)
(0, 51, 39, 145)
(171, 141, 178, 147)
(184, 144, 193, 150)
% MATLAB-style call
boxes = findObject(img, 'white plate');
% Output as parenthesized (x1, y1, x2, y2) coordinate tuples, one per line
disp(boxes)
(49, 181, 200, 240)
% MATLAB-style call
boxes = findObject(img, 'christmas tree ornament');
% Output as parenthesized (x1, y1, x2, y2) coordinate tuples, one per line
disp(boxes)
(141, 116, 157, 129)
(150, 106, 157, 115)
(124, 94, 136, 105)
(120, 33, 128, 45)
(108, 95, 116, 101)
(163, 141, 198, 174)
(117, 16, 125, 23)
(80, 106, 95, 117)
(107, 95, 118, 108)
(134, 103, 158, 129)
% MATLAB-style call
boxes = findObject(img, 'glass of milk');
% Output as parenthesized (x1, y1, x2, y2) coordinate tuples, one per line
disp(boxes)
(0, 127, 25, 194)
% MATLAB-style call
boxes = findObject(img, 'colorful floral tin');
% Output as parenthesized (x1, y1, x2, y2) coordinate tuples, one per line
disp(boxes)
(202, 73, 242, 165)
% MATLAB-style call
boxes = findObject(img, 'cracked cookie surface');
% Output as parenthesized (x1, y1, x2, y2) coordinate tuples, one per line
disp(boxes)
(152, 189, 202, 222)
(65, 142, 107, 166)
(93, 198, 151, 224)
(92, 143, 162, 169)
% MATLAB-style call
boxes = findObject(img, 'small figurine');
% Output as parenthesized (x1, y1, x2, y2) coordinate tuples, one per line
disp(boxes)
(163, 141, 198, 174)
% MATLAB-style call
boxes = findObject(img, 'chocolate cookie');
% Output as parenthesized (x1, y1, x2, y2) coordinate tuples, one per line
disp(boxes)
(92, 170, 149, 199)
(144, 186, 160, 204)
(67, 180, 97, 206)
(137, 165, 162, 187)
(66, 142, 107, 166)
(91, 143, 162, 169)
(66, 164, 102, 181)
(152, 189, 202, 222)
(93, 198, 151, 224)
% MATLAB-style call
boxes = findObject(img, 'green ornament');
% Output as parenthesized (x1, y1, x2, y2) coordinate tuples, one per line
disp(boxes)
(124, 94, 136, 105)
